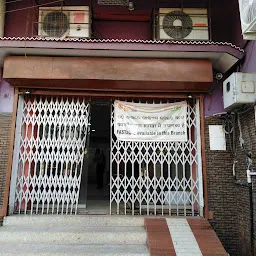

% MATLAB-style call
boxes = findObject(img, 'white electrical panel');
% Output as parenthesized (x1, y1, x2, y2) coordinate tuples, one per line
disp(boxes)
(223, 72, 256, 110)
(209, 125, 226, 151)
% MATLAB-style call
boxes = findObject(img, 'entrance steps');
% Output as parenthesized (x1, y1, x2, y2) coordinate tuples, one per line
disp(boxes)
(0, 216, 149, 256)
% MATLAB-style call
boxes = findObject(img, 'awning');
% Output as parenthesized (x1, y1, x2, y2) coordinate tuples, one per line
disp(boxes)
(0, 38, 244, 73)
(3, 56, 213, 92)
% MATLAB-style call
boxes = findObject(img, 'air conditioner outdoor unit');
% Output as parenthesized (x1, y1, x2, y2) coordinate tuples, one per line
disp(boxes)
(238, 0, 256, 40)
(38, 6, 90, 38)
(223, 72, 256, 110)
(157, 8, 209, 40)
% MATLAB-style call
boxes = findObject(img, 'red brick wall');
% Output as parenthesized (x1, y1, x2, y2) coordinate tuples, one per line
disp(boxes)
(235, 183, 252, 256)
(205, 112, 256, 256)
(0, 113, 12, 214)
(234, 109, 256, 256)
(205, 116, 239, 255)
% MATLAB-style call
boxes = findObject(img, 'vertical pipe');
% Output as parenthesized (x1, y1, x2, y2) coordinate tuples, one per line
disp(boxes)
(0, 0, 5, 37)
(249, 182, 254, 256)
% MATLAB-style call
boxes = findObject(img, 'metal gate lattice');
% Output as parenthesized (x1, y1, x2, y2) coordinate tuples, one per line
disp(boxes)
(110, 99, 203, 216)
(10, 95, 90, 214)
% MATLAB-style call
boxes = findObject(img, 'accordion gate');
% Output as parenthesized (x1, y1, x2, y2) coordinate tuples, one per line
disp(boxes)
(9, 95, 203, 216)
(9, 95, 90, 215)
(110, 99, 204, 216)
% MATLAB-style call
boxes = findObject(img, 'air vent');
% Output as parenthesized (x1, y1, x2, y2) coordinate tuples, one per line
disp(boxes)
(163, 11, 193, 39)
(42, 11, 70, 37)
(97, 0, 129, 5)
(157, 8, 209, 40)
(38, 6, 90, 38)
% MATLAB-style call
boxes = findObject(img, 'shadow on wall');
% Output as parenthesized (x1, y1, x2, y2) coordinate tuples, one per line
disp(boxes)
(204, 83, 225, 117)
(0, 77, 14, 113)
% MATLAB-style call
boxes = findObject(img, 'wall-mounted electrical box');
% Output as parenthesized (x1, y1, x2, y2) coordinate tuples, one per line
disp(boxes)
(223, 72, 256, 110)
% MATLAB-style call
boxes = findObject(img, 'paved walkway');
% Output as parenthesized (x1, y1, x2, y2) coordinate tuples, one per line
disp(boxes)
(145, 218, 227, 256)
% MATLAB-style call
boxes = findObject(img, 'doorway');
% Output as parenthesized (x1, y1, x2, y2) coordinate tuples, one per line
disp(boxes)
(9, 95, 203, 216)
(78, 100, 111, 214)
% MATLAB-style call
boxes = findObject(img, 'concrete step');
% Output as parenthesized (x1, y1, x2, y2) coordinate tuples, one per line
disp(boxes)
(1, 216, 149, 255)
(0, 225, 147, 245)
(0, 243, 150, 256)
(3, 215, 145, 227)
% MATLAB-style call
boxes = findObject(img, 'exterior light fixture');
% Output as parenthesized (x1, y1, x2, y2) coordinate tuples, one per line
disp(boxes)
(25, 89, 32, 94)
(215, 72, 223, 81)
(187, 94, 193, 98)
(92, 129, 96, 132)
(128, 1, 134, 11)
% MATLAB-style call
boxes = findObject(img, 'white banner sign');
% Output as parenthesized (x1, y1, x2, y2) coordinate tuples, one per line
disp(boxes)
(114, 100, 188, 142)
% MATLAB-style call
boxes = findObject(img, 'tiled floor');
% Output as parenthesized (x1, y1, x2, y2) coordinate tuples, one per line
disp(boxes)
(145, 217, 227, 256)
(145, 218, 176, 256)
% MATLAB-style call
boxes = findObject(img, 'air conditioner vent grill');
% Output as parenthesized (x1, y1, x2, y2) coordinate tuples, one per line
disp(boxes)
(38, 6, 90, 39)
(42, 11, 69, 37)
(163, 11, 193, 39)
(157, 8, 209, 41)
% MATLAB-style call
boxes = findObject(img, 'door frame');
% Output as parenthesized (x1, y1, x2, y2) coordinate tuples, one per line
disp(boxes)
(2, 89, 208, 218)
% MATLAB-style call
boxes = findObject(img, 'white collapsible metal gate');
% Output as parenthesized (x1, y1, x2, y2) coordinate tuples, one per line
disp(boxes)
(110, 99, 204, 216)
(9, 95, 90, 214)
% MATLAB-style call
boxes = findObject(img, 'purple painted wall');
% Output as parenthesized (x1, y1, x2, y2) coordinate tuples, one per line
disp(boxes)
(204, 83, 225, 117)
(93, 21, 151, 40)
(5, 0, 90, 37)
(241, 41, 256, 72)
(3, 0, 251, 117)
(210, 0, 246, 47)
(93, 0, 152, 19)
(0, 70, 14, 113)
(4, 0, 246, 45)
(205, 39, 256, 117)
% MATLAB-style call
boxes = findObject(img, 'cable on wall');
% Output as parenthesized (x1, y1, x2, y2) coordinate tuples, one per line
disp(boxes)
(4, 0, 64, 13)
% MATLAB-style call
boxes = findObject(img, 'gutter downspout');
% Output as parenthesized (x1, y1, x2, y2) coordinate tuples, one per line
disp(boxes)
(0, 0, 5, 37)
(249, 183, 254, 256)
(247, 169, 255, 255)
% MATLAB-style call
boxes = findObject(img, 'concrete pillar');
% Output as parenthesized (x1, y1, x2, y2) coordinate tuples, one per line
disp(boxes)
(0, 0, 5, 37)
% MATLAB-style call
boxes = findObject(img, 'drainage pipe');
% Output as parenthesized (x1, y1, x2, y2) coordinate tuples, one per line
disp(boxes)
(249, 183, 254, 256)
(0, 0, 5, 37)
(247, 169, 255, 255)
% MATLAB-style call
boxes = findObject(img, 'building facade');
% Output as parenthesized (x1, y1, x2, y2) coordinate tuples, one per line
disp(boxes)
(0, 0, 256, 255)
